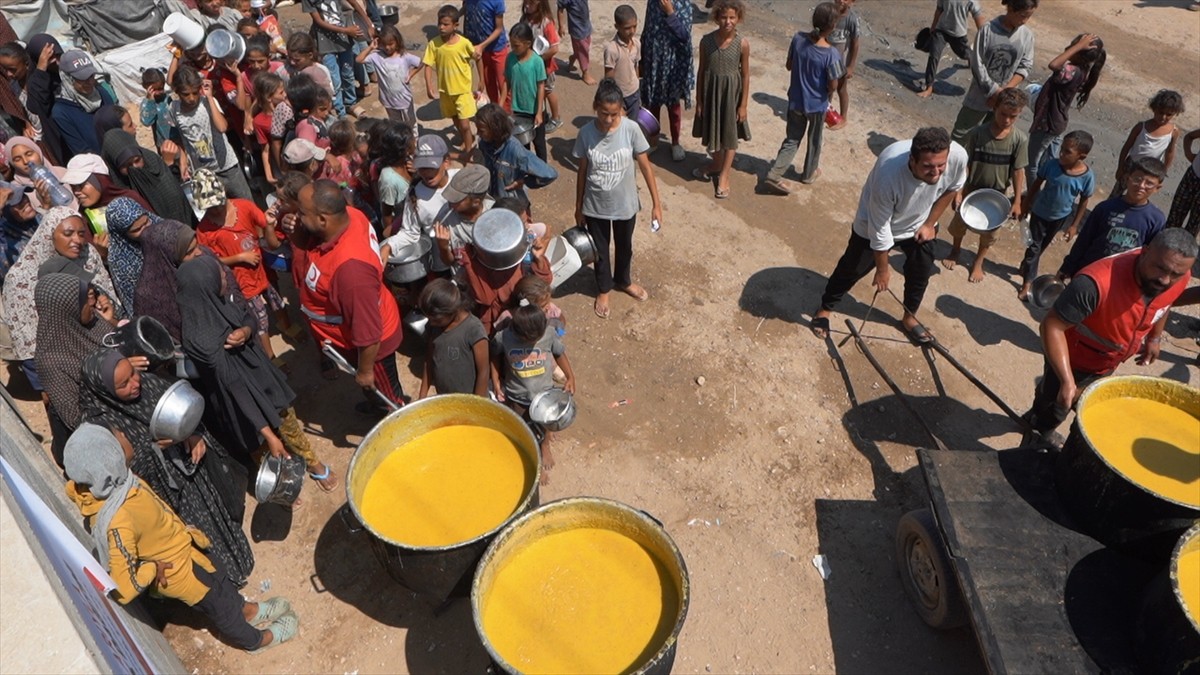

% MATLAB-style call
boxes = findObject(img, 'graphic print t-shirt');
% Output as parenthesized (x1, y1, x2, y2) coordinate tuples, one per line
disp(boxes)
(572, 117, 649, 220)
(492, 326, 565, 405)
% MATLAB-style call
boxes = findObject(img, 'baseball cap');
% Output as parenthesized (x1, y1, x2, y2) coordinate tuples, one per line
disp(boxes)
(283, 138, 326, 165)
(441, 164, 490, 203)
(60, 50, 99, 81)
(0, 180, 33, 207)
(191, 169, 228, 211)
(60, 153, 110, 185)
(413, 134, 448, 170)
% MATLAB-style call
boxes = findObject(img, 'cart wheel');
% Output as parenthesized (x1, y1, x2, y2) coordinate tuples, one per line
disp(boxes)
(895, 508, 967, 630)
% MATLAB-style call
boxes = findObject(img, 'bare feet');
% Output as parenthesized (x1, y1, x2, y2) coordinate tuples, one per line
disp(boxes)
(617, 284, 648, 301)
(941, 254, 961, 271)
(916, 87, 933, 98)
(540, 442, 555, 485)
(1017, 283, 1031, 301)
(968, 264, 986, 283)
(582, 75, 597, 85)
(594, 292, 611, 319)
(830, 119, 848, 131)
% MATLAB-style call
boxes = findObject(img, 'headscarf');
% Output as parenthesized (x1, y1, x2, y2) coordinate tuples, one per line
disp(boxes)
(63, 422, 137, 568)
(2, 206, 116, 360)
(92, 105, 127, 143)
(177, 256, 295, 452)
(25, 34, 62, 77)
(104, 197, 160, 312)
(640, 0, 695, 109)
(100, 130, 193, 224)
(3, 136, 76, 212)
(134, 219, 194, 340)
(57, 69, 104, 114)
(33, 273, 116, 428)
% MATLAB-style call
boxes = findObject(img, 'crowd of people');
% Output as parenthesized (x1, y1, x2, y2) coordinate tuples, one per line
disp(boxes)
(0, 0, 1196, 657)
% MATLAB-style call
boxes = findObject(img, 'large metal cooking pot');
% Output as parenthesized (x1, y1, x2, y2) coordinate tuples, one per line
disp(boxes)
(959, 189, 1011, 233)
(1055, 376, 1199, 557)
(148, 380, 205, 443)
(255, 452, 305, 506)
(104, 315, 176, 369)
(561, 225, 597, 266)
(1136, 523, 1200, 673)
(384, 237, 433, 284)
(474, 208, 529, 271)
(528, 388, 576, 431)
(345, 394, 541, 599)
(473, 498, 690, 675)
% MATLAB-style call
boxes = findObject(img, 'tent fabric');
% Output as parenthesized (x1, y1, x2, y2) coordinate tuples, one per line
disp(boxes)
(67, 0, 171, 53)
(2, 0, 71, 43)
(92, 34, 174, 105)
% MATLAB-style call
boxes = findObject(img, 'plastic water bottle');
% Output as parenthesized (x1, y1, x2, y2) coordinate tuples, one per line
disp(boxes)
(1019, 220, 1033, 247)
(28, 163, 73, 207)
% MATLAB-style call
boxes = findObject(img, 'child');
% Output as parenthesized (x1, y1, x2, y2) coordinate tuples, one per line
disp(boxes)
(283, 138, 348, 185)
(763, 2, 844, 195)
(949, 0, 1036, 143)
(417, 278, 489, 398)
(237, 37, 287, 138)
(63, 423, 299, 653)
(431, 163, 494, 270)
(475, 103, 558, 202)
(301, 0, 371, 118)
(491, 303, 575, 475)
(943, 86, 1029, 282)
(1025, 33, 1105, 185)
(251, 72, 286, 184)
(194, 0, 242, 31)
(285, 32, 335, 97)
(355, 25, 422, 126)
(557, 0, 595, 85)
(1110, 89, 1184, 198)
(462, 0, 510, 106)
(237, 17, 261, 41)
(573, 78, 663, 319)
(394, 134, 457, 276)
(1166, 128, 1200, 235)
(826, 0, 859, 128)
(1059, 156, 1167, 279)
(139, 68, 173, 150)
(603, 5, 641, 118)
(521, 0, 563, 133)
(494, 262, 567, 337)
(250, 0, 288, 57)
(693, 0, 749, 200)
(505, 22, 549, 160)
(375, 121, 415, 225)
(916, 0, 985, 98)
(295, 88, 334, 149)
(169, 65, 253, 199)
(411, 5, 482, 156)
(192, 168, 282, 359)
(1017, 130, 1095, 300)
(326, 118, 359, 187)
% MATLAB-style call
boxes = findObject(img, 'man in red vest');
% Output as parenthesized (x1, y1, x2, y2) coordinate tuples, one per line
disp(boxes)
(1026, 228, 1196, 434)
(295, 180, 405, 411)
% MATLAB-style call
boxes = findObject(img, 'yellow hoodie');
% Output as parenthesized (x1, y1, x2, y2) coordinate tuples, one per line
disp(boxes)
(66, 480, 217, 606)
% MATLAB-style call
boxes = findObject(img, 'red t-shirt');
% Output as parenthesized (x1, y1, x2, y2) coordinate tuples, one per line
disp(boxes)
(207, 67, 244, 133)
(197, 199, 269, 298)
(253, 111, 272, 146)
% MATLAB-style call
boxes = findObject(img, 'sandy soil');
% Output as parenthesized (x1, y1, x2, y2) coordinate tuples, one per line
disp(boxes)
(4, 1, 1197, 673)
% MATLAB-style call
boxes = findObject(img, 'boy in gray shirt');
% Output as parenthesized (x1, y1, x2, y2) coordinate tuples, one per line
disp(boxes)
(916, 0, 985, 98)
(949, 0, 1036, 142)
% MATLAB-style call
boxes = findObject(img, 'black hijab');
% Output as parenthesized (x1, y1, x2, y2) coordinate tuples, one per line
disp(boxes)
(33, 274, 114, 428)
(92, 105, 127, 143)
(134, 220, 194, 340)
(100, 130, 194, 225)
(176, 256, 295, 452)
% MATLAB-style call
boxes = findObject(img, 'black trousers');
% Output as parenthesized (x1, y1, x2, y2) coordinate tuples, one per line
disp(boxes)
(922, 29, 971, 88)
(1026, 360, 1105, 433)
(1019, 211, 1072, 284)
(586, 215, 637, 294)
(193, 563, 261, 650)
(820, 231, 935, 315)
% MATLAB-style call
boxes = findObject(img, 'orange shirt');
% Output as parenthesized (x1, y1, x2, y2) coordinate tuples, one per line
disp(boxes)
(197, 198, 269, 298)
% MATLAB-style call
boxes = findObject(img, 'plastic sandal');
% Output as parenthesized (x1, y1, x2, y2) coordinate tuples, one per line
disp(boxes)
(250, 597, 291, 626)
(250, 611, 299, 653)
(308, 464, 338, 492)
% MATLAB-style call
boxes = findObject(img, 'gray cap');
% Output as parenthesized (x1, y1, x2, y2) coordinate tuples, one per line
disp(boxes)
(0, 180, 33, 207)
(60, 50, 99, 80)
(441, 164, 490, 203)
(413, 134, 448, 170)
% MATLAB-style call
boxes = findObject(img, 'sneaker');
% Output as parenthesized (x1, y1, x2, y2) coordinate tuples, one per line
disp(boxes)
(544, 118, 562, 134)
(671, 144, 685, 162)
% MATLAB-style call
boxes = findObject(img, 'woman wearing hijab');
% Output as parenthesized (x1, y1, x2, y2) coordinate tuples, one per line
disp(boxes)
(641, 0, 696, 162)
(3, 135, 78, 212)
(0, 35, 68, 162)
(92, 104, 135, 142)
(36, 211, 123, 308)
(33, 273, 128, 466)
(101, 130, 194, 225)
(104, 198, 161, 312)
(60, 153, 152, 231)
(135, 219, 198, 341)
(79, 349, 255, 585)
(177, 256, 338, 493)
(2, 207, 116, 391)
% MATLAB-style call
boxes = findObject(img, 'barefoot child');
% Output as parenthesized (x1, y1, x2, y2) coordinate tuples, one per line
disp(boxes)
(693, 0, 750, 200)
(944, 86, 1029, 282)
(827, 0, 859, 129)
(355, 25, 423, 126)
(916, 0, 984, 98)
(1025, 33, 1105, 186)
(1109, 89, 1184, 198)
(417, 278, 489, 398)
(64, 423, 299, 653)
(410, 5, 483, 156)
(763, 2, 843, 195)
(558, 0, 596, 85)
(1017, 130, 1094, 301)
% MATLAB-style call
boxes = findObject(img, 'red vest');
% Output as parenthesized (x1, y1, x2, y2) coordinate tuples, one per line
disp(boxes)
(298, 209, 398, 350)
(1066, 249, 1190, 374)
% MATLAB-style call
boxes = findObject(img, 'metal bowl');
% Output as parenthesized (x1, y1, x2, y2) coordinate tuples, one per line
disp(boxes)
(528, 388, 576, 432)
(474, 208, 529, 271)
(379, 4, 400, 25)
(254, 452, 306, 505)
(959, 189, 1012, 233)
(561, 225, 597, 266)
(404, 309, 429, 338)
(636, 107, 661, 147)
(385, 237, 433, 284)
(105, 315, 177, 368)
(148, 380, 205, 444)
(511, 114, 535, 146)
(205, 29, 245, 63)
(1030, 274, 1066, 309)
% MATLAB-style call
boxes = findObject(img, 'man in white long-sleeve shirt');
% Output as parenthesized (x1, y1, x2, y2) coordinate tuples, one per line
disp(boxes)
(811, 127, 967, 342)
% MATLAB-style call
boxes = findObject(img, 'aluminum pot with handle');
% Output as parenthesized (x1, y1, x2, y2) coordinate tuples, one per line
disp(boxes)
(473, 208, 529, 271)
(385, 237, 433, 284)
(103, 315, 177, 369)
(528, 388, 576, 431)
(255, 452, 306, 505)
(148, 380, 205, 444)
(561, 225, 597, 266)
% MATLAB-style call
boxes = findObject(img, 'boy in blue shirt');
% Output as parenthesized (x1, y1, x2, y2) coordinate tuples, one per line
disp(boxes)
(763, 2, 845, 195)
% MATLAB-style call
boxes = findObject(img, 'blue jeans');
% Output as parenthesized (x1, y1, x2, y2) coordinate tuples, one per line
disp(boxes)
(323, 50, 358, 116)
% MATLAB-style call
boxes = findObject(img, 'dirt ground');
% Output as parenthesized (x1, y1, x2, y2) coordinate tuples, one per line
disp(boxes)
(5, 1, 1198, 673)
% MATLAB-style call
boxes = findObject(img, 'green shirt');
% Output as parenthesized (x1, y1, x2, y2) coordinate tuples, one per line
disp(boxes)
(504, 52, 546, 117)
(963, 123, 1028, 193)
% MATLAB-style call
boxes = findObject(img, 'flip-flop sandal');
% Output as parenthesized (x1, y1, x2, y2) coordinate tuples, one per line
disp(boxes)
(250, 611, 300, 653)
(810, 316, 830, 339)
(905, 324, 935, 345)
(691, 166, 716, 181)
(594, 301, 611, 319)
(308, 464, 338, 492)
(715, 186, 730, 199)
(250, 597, 291, 626)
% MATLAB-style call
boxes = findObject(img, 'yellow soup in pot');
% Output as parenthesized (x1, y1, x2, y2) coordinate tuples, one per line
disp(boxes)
(1180, 541, 1199, 623)
(1078, 398, 1200, 507)
(359, 425, 530, 547)
(482, 527, 679, 675)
